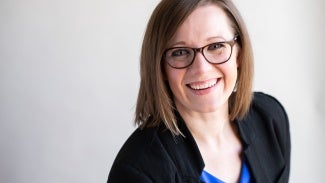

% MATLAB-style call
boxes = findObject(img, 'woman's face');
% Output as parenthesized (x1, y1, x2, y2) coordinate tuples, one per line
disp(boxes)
(164, 4, 238, 115)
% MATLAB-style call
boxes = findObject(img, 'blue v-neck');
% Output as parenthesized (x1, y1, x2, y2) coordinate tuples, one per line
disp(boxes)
(200, 160, 251, 183)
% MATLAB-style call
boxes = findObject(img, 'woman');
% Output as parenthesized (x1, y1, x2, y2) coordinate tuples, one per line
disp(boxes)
(107, 0, 290, 182)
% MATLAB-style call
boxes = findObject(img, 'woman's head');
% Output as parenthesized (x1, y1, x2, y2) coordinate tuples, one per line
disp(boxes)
(135, 0, 254, 135)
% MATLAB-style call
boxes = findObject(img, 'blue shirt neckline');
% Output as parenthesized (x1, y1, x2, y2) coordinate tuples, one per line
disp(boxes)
(200, 160, 251, 183)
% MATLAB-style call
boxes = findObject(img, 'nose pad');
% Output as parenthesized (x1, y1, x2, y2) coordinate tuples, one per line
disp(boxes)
(194, 47, 202, 53)
(191, 48, 210, 68)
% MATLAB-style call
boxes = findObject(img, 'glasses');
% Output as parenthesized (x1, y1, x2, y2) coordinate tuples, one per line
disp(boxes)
(164, 36, 238, 69)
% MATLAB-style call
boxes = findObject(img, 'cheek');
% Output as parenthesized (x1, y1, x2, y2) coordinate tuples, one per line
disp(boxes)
(164, 65, 172, 82)
(165, 67, 185, 92)
(165, 66, 176, 87)
(225, 49, 239, 69)
(221, 56, 238, 83)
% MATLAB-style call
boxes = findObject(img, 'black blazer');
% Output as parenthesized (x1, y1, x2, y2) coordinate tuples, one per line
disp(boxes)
(107, 92, 291, 183)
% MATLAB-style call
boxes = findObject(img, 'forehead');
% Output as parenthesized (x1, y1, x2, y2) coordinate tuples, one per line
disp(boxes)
(170, 4, 234, 46)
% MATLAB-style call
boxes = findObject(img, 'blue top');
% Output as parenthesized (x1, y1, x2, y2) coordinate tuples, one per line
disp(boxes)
(200, 160, 251, 183)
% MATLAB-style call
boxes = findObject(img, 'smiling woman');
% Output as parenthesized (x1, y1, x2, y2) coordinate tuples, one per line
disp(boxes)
(107, 0, 291, 182)
(164, 5, 240, 120)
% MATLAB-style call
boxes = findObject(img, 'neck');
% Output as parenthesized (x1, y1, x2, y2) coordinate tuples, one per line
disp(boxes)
(177, 106, 234, 145)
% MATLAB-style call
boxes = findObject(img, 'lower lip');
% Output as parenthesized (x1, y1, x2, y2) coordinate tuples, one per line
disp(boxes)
(188, 79, 220, 96)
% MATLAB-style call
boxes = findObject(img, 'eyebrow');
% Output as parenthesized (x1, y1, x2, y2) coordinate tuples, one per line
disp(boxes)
(169, 41, 186, 47)
(169, 36, 226, 47)
(207, 36, 226, 42)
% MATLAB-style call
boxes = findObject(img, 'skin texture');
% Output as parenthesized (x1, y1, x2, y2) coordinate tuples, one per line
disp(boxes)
(164, 4, 242, 183)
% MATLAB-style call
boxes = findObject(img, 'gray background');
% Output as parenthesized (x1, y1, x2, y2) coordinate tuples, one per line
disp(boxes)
(0, 0, 324, 182)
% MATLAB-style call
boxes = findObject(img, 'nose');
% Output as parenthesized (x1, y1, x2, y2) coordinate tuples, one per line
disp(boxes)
(190, 51, 213, 72)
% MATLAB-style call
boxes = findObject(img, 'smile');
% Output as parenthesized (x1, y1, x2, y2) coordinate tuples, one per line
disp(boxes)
(187, 78, 219, 90)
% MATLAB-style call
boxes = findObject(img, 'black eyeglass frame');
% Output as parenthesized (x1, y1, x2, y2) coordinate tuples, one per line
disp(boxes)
(163, 36, 238, 69)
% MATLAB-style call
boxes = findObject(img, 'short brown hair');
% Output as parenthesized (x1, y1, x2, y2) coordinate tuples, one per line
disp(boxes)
(135, 0, 254, 135)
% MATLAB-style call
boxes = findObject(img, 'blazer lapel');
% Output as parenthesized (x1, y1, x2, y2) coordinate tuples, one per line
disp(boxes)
(236, 115, 272, 183)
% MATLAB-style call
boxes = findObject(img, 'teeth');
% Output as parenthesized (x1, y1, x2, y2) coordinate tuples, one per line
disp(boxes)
(189, 79, 217, 90)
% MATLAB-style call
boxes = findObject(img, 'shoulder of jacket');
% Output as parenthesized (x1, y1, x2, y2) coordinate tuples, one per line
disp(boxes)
(114, 127, 163, 161)
(252, 91, 288, 122)
(110, 126, 177, 175)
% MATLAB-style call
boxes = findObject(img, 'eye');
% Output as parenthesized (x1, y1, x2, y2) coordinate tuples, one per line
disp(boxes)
(207, 42, 226, 51)
(170, 48, 191, 57)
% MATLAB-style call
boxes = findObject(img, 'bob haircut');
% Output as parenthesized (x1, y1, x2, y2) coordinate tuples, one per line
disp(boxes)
(135, 0, 254, 135)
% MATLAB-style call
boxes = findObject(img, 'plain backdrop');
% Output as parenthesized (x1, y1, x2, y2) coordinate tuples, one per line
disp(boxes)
(0, 0, 324, 182)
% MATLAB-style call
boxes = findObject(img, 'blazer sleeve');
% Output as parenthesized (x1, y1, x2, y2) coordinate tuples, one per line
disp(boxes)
(268, 94, 291, 182)
(255, 92, 291, 182)
(107, 163, 153, 183)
